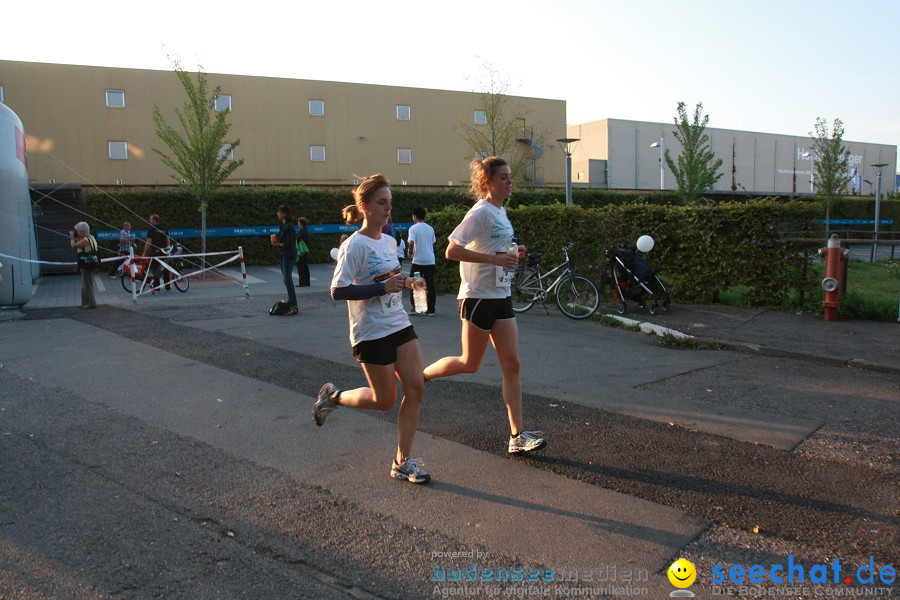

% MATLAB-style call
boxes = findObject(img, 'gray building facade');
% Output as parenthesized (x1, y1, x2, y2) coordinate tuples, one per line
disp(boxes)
(567, 119, 897, 195)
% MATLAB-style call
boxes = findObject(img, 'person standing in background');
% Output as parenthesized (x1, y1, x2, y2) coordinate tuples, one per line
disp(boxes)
(69, 222, 98, 308)
(271, 205, 298, 315)
(396, 230, 406, 271)
(296, 217, 311, 287)
(407, 207, 437, 315)
(142, 214, 171, 292)
(381, 215, 396, 239)
(108, 221, 135, 278)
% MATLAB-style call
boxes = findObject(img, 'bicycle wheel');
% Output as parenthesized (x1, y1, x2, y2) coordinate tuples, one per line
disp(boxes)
(172, 269, 190, 292)
(556, 275, 600, 319)
(120, 270, 145, 293)
(511, 267, 539, 313)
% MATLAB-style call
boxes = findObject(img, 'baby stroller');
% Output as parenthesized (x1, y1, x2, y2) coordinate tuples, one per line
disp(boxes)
(606, 245, 670, 315)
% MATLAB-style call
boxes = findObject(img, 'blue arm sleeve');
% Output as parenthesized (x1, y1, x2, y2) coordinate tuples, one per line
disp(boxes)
(331, 282, 386, 301)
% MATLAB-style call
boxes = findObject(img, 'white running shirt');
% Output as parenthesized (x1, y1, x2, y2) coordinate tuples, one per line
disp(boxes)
(448, 199, 515, 299)
(331, 231, 410, 346)
(407, 221, 436, 265)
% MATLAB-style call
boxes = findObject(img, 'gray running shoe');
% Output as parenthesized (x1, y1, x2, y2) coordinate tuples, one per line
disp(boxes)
(313, 383, 340, 426)
(390, 457, 431, 484)
(508, 430, 547, 454)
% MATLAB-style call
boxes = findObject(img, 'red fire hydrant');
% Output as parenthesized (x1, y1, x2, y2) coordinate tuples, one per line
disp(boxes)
(818, 234, 850, 321)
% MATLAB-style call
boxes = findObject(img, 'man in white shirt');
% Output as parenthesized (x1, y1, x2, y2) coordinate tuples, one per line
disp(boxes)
(406, 207, 437, 314)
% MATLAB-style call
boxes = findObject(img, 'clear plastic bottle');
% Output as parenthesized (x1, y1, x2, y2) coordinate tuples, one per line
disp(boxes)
(412, 271, 427, 314)
(505, 237, 519, 275)
(508, 237, 519, 260)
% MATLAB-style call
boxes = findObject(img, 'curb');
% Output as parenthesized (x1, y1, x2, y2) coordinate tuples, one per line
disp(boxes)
(601, 314, 693, 339)
(600, 314, 900, 376)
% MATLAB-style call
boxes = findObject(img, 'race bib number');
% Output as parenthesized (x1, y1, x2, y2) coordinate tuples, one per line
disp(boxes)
(496, 265, 514, 287)
(374, 266, 403, 311)
(381, 291, 403, 313)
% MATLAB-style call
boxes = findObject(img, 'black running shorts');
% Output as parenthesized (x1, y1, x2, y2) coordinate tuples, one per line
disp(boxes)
(352, 325, 418, 365)
(458, 297, 515, 331)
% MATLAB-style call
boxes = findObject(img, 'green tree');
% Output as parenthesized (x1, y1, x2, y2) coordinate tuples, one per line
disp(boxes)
(664, 101, 723, 202)
(810, 117, 851, 231)
(153, 60, 243, 269)
(456, 60, 545, 187)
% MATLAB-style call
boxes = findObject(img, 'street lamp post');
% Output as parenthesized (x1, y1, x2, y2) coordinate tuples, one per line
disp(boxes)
(870, 163, 888, 262)
(802, 150, 828, 233)
(801, 150, 816, 194)
(649, 136, 664, 190)
(792, 143, 797, 194)
(556, 138, 579, 207)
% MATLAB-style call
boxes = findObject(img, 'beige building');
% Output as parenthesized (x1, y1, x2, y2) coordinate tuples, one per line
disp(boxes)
(0, 60, 567, 188)
(567, 119, 897, 195)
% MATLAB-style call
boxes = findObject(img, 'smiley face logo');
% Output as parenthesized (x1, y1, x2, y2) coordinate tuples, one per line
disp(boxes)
(667, 558, 697, 588)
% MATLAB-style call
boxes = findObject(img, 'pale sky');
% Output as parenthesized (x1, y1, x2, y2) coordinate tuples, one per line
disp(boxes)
(4, 0, 899, 154)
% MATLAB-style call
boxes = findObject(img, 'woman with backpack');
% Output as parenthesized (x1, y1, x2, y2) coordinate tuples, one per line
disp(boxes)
(69, 221, 99, 309)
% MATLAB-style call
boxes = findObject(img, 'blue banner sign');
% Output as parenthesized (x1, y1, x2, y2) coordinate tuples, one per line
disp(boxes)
(817, 219, 893, 225)
(97, 223, 411, 241)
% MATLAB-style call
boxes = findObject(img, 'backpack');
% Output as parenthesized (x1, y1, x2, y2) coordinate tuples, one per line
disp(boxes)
(77, 236, 101, 270)
(269, 300, 291, 316)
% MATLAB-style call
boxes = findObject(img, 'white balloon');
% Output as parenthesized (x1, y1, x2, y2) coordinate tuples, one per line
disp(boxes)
(636, 235, 655, 252)
(330, 247, 339, 261)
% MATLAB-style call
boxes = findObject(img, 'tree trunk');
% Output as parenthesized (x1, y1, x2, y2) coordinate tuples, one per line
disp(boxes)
(201, 206, 207, 280)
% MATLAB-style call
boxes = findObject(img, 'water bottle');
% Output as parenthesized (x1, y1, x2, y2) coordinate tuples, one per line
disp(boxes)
(505, 237, 519, 274)
(412, 271, 427, 314)
(508, 237, 519, 260)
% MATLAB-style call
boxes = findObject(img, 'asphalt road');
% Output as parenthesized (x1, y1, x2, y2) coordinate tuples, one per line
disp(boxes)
(1, 283, 897, 598)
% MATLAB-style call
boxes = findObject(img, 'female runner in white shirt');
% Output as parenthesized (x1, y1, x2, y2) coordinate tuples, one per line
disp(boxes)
(423, 157, 546, 455)
(313, 174, 430, 483)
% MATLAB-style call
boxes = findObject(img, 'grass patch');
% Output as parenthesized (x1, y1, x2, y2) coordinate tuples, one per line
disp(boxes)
(595, 314, 641, 331)
(716, 259, 899, 322)
(656, 333, 728, 350)
(838, 259, 900, 321)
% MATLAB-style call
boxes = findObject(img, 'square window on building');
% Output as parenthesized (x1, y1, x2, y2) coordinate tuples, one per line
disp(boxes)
(218, 144, 234, 160)
(397, 148, 412, 164)
(215, 95, 232, 112)
(397, 105, 411, 121)
(105, 89, 125, 108)
(310, 145, 326, 162)
(309, 99, 325, 116)
(108, 141, 128, 160)
(474, 110, 487, 125)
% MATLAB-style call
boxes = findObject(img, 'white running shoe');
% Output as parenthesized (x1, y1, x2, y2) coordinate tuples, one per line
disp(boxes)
(390, 457, 431, 483)
(508, 430, 547, 454)
(313, 383, 339, 426)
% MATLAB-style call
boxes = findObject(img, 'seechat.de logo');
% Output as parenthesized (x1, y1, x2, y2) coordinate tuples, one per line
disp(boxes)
(711, 555, 895, 586)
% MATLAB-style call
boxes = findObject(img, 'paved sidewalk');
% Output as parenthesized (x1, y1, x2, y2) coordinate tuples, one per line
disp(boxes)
(10, 263, 899, 376)
(607, 303, 899, 375)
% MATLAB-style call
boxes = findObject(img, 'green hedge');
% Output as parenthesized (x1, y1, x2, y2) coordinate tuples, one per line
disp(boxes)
(84, 187, 895, 306)
(429, 201, 821, 305)
(86, 187, 473, 265)
(817, 196, 900, 225)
